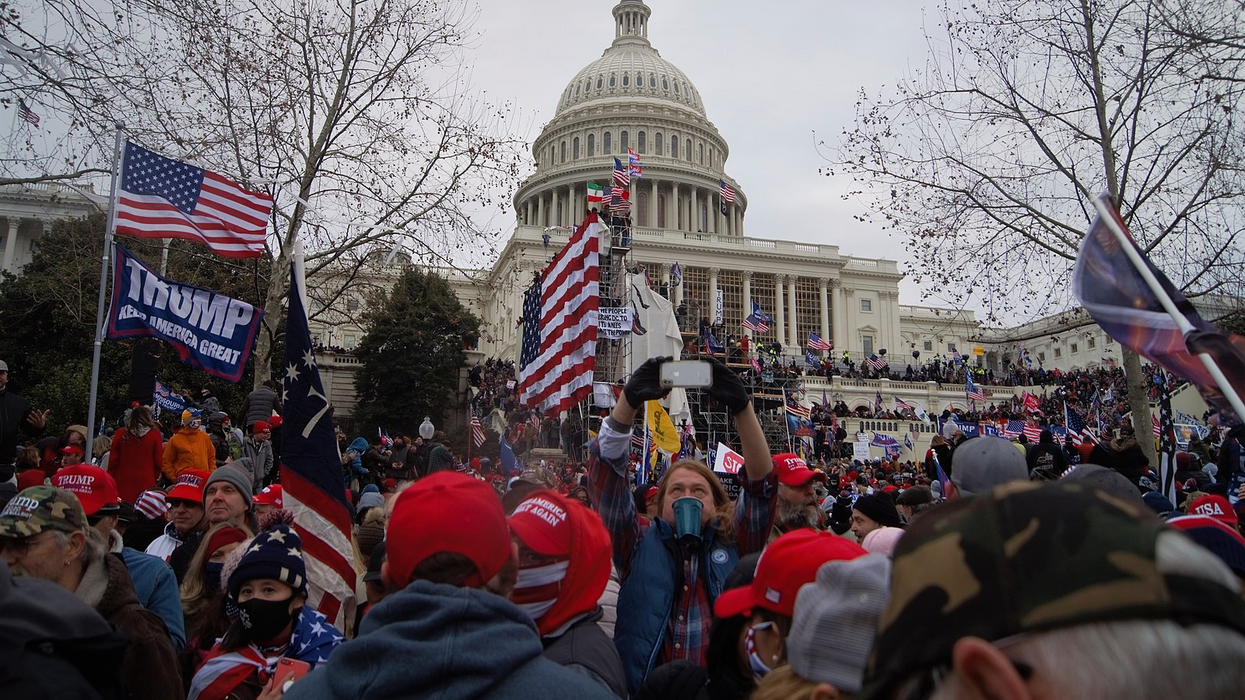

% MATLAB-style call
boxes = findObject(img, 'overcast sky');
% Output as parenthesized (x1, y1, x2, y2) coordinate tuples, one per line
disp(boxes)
(460, 0, 945, 306)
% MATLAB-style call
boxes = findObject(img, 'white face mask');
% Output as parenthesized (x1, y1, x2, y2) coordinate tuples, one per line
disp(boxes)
(512, 560, 569, 622)
(746, 621, 776, 681)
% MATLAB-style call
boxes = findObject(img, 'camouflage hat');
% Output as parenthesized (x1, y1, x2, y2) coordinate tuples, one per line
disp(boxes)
(0, 486, 88, 538)
(857, 481, 1245, 700)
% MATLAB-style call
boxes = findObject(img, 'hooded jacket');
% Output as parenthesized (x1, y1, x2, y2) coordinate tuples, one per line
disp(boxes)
(76, 552, 182, 700)
(1088, 435, 1148, 483)
(108, 426, 164, 503)
(162, 427, 216, 481)
(281, 580, 617, 700)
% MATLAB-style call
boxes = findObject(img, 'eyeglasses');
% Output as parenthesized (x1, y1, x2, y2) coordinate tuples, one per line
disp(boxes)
(0, 531, 59, 558)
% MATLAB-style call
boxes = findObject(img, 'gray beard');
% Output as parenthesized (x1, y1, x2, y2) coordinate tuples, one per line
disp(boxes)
(776, 497, 821, 531)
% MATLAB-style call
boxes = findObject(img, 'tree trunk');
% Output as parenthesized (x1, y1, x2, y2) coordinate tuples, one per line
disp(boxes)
(251, 250, 291, 389)
(1121, 347, 1157, 467)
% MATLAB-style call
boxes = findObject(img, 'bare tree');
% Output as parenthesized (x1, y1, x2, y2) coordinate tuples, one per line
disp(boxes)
(4, 0, 524, 385)
(827, 0, 1245, 463)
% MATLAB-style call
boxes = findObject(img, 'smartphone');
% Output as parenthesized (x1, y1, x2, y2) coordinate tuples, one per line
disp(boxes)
(660, 360, 713, 388)
(276, 657, 312, 691)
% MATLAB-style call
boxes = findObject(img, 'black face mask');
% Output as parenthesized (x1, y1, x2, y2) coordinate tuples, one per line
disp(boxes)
(238, 596, 296, 642)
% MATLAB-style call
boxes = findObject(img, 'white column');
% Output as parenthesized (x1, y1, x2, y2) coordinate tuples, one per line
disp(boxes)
(787, 275, 798, 348)
(536, 194, 545, 228)
(708, 194, 717, 234)
(708, 267, 719, 325)
(2, 219, 17, 274)
(843, 286, 856, 352)
(831, 279, 845, 350)
(661, 263, 672, 295)
(733, 205, 740, 237)
(737, 207, 744, 237)
(691, 187, 700, 231)
(525, 199, 533, 226)
(741, 270, 753, 339)
(774, 274, 786, 350)
(650, 178, 658, 229)
(672, 182, 681, 231)
(818, 277, 830, 345)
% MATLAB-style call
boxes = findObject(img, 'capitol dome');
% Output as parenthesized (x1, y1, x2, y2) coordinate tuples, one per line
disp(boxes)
(514, 1, 746, 238)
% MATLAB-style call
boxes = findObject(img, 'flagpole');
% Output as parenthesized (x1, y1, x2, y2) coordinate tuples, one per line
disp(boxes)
(641, 405, 650, 484)
(1091, 197, 1245, 421)
(87, 124, 125, 438)
(782, 387, 793, 452)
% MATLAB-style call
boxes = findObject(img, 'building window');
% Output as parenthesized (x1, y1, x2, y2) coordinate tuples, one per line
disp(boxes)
(923, 340, 932, 351)
(657, 194, 666, 227)
(860, 298, 872, 312)
(1105, 336, 1113, 345)
(609, 74, 616, 87)
(604, 132, 611, 153)
(662, 77, 669, 90)
(621, 130, 628, 151)
(587, 133, 595, 156)
(947, 343, 956, 353)
(572, 137, 580, 160)
(637, 191, 648, 227)
(698, 143, 704, 164)
(1070, 343, 1079, 354)
(638, 131, 646, 153)
(560, 140, 566, 163)
(655, 132, 663, 155)
(671, 136, 678, 159)
(346, 297, 360, 312)
(649, 74, 656, 88)
(1038, 351, 1046, 363)
(863, 335, 874, 356)
(685, 139, 692, 161)
(585, 79, 591, 93)
(622, 73, 629, 87)
(344, 334, 356, 349)
(1087, 337, 1096, 349)
(636, 72, 642, 87)
(673, 80, 679, 94)
(1054, 347, 1062, 359)
(709, 148, 713, 168)
(575, 84, 580, 96)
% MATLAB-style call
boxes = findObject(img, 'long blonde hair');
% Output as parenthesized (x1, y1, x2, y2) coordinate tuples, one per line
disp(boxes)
(180, 520, 252, 622)
(655, 459, 736, 545)
(751, 665, 846, 700)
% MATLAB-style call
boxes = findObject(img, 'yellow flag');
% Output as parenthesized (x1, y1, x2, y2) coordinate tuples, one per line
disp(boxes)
(646, 400, 682, 453)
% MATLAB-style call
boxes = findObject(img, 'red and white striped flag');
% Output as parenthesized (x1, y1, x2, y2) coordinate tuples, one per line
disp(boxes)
(470, 412, 486, 447)
(115, 142, 272, 258)
(517, 213, 601, 413)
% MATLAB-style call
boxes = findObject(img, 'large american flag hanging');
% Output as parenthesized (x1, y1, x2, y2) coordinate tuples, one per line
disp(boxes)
(280, 252, 356, 630)
(518, 213, 601, 414)
(115, 142, 271, 258)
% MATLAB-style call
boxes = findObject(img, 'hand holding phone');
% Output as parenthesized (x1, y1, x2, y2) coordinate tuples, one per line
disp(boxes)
(659, 360, 713, 389)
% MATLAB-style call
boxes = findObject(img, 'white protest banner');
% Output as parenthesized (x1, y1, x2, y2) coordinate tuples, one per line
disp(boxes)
(852, 441, 871, 462)
(713, 442, 744, 474)
(597, 307, 633, 339)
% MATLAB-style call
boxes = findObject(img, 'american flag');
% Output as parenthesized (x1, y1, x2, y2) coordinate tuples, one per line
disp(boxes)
(785, 393, 811, 420)
(517, 213, 601, 414)
(866, 354, 888, 371)
(279, 251, 355, 630)
(1003, 419, 1025, 438)
(628, 149, 642, 178)
(470, 412, 486, 448)
(1064, 404, 1096, 447)
(115, 142, 271, 258)
(609, 188, 631, 213)
(808, 331, 831, 351)
(18, 99, 40, 127)
(1156, 371, 1179, 500)
(894, 396, 914, 413)
(1023, 423, 1043, 442)
(613, 157, 630, 188)
(742, 300, 771, 332)
(632, 426, 647, 453)
(965, 375, 985, 402)
(719, 179, 736, 203)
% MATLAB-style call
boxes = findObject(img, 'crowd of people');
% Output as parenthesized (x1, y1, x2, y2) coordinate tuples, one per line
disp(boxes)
(1, 354, 1244, 699)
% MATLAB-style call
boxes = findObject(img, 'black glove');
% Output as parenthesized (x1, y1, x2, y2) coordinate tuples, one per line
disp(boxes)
(623, 356, 673, 407)
(706, 357, 751, 415)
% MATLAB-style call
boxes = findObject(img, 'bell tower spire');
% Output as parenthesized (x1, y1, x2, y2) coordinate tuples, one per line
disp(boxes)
(611, 1, 652, 47)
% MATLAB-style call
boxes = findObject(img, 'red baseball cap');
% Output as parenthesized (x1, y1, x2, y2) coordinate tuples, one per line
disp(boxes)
(509, 491, 573, 558)
(53, 465, 120, 516)
(1190, 495, 1239, 527)
(268, 416, 283, 429)
(714, 528, 866, 619)
(771, 453, 827, 488)
(60, 445, 86, 457)
(167, 469, 210, 503)
(386, 472, 511, 589)
(252, 420, 271, 434)
(254, 484, 283, 508)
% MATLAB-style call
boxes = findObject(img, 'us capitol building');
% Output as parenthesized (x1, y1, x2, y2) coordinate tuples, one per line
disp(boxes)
(308, 0, 981, 415)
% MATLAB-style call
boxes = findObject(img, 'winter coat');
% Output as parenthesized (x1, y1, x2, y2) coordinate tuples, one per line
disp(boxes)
(239, 386, 281, 429)
(108, 426, 164, 503)
(240, 439, 272, 491)
(543, 609, 627, 698)
(109, 530, 185, 653)
(281, 581, 617, 700)
(0, 387, 36, 465)
(75, 552, 182, 700)
(427, 443, 454, 474)
(1089, 436, 1148, 484)
(162, 428, 216, 481)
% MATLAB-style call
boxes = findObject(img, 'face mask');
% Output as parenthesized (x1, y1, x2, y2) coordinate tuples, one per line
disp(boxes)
(746, 622, 776, 682)
(205, 562, 224, 591)
(238, 596, 297, 642)
(512, 560, 569, 622)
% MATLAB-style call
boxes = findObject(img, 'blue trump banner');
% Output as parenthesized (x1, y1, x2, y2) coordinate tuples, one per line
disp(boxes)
(107, 245, 263, 382)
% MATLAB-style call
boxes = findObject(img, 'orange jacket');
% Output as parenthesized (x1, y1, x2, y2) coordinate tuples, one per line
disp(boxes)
(161, 428, 216, 482)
